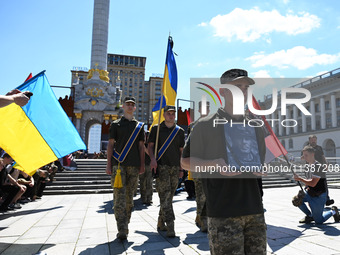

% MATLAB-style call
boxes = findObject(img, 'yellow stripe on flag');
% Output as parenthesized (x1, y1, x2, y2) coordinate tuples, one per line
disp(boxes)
(0, 104, 57, 175)
(162, 65, 177, 106)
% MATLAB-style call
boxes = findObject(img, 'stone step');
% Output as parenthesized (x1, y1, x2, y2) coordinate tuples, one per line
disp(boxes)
(43, 189, 113, 195)
(47, 180, 111, 185)
(43, 159, 302, 195)
(52, 177, 110, 182)
(45, 184, 112, 190)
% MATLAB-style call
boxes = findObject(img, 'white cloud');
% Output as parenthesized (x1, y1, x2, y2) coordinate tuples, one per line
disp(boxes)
(253, 70, 271, 78)
(198, 22, 207, 27)
(316, 70, 328, 76)
(197, 62, 209, 67)
(283, 0, 290, 4)
(206, 7, 320, 42)
(252, 70, 275, 88)
(247, 46, 340, 70)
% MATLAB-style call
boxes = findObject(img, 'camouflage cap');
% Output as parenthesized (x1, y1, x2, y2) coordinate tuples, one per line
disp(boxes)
(220, 68, 255, 85)
(164, 105, 176, 112)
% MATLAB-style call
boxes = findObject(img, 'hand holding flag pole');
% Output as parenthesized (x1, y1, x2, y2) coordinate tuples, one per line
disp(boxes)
(251, 95, 303, 190)
(152, 36, 178, 169)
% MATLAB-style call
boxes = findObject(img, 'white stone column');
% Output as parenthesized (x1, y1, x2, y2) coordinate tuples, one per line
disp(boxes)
(310, 99, 316, 130)
(331, 93, 337, 127)
(90, 0, 110, 71)
(286, 107, 291, 135)
(320, 96, 326, 129)
(293, 106, 298, 133)
(271, 112, 276, 134)
(302, 113, 307, 132)
(278, 110, 283, 136)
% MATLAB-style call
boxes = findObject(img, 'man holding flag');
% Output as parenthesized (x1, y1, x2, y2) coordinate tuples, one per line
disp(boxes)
(148, 36, 183, 237)
(148, 105, 185, 237)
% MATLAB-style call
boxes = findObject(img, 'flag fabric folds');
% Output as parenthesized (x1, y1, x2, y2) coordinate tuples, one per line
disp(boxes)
(251, 96, 287, 163)
(150, 37, 178, 128)
(0, 71, 86, 175)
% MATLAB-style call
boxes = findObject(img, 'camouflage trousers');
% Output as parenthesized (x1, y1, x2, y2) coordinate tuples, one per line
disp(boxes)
(139, 165, 153, 204)
(208, 214, 267, 255)
(111, 165, 139, 232)
(194, 178, 206, 223)
(155, 165, 179, 224)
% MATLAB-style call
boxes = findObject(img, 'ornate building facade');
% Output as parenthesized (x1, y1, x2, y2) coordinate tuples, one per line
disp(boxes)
(261, 68, 340, 162)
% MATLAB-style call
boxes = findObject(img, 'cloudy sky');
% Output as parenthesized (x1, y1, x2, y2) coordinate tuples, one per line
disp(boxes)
(1, 0, 339, 106)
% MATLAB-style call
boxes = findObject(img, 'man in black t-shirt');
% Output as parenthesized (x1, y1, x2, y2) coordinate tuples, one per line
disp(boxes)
(148, 105, 185, 238)
(106, 97, 145, 240)
(294, 146, 339, 224)
(182, 69, 267, 254)
(305, 135, 334, 206)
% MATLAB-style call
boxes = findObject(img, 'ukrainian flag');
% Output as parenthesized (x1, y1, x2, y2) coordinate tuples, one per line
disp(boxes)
(0, 71, 86, 175)
(151, 36, 178, 127)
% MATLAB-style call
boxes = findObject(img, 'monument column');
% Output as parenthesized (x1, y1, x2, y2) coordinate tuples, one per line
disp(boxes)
(87, 0, 110, 83)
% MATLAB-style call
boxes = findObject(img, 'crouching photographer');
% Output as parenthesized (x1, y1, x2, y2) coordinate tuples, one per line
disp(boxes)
(293, 146, 339, 224)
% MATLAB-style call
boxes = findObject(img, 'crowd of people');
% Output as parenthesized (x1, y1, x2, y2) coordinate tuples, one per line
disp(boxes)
(0, 151, 63, 212)
(2, 70, 340, 254)
(106, 69, 340, 255)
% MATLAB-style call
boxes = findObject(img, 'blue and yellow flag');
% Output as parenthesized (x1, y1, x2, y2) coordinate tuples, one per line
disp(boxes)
(0, 71, 86, 175)
(151, 36, 178, 128)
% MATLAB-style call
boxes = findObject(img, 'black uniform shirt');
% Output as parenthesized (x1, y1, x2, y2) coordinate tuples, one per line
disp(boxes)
(109, 117, 144, 167)
(149, 122, 185, 167)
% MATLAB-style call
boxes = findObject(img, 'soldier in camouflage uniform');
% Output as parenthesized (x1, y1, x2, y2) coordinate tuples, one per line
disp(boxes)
(106, 96, 145, 240)
(189, 101, 210, 232)
(148, 105, 185, 237)
(139, 131, 153, 205)
(182, 69, 267, 254)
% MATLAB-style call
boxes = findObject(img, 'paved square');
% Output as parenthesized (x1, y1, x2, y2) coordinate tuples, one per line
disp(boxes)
(0, 187, 339, 254)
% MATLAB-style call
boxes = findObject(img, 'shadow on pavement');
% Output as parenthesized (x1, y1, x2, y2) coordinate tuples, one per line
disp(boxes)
(132, 230, 180, 254)
(77, 230, 181, 255)
(183, 207, 196, 214)
(1, 243, 55, 255)
(0, 206, 64, 221)
(183, 230, 209, 252)
(97, 200, 114, 214)
(267, 224, 302, 252)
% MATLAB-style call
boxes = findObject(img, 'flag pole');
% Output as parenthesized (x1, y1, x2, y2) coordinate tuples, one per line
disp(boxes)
(251, 96, 303, 190)
(154, 36, 171, 159)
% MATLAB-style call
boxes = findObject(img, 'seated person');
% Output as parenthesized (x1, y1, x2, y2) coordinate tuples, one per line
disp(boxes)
(0, 154, 26, 211)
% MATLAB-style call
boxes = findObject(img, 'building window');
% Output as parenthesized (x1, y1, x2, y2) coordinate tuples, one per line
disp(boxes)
(315, 104, 319, 112)
(326, 117, 331, 128)
(325, 101, 330, 110)
(281, 140, 286, 148)
(336, 98, 340, 107)
(316, 120, 320, 130)
(289, 139, 293, 149)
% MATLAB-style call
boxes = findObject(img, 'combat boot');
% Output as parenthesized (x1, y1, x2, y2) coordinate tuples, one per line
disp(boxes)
(200, 217, 208, 233)
(116, 229, 128, 240)
(195, 214, 201, 228)
(157, 217, 167, 231)
(166, 221, 175, 237)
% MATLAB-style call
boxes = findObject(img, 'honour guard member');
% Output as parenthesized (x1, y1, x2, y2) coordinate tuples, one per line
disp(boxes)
(139, 131, 153, 205)
(181, 69, 267, 254)
(188, 101, 210, 232)
(106, 96, 145, 240)
(148, 105, 185, 237)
